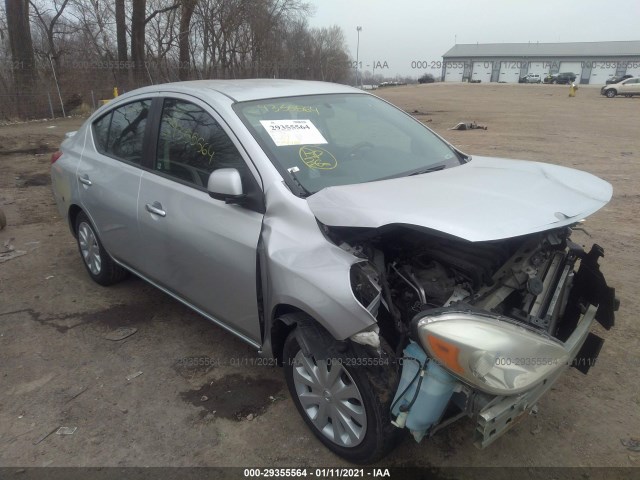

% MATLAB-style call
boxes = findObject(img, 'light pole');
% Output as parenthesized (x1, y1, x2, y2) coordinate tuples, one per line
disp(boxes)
(356, 26, 362, 88)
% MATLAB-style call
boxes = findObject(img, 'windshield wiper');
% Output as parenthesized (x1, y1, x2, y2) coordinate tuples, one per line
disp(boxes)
(378, 162, 449, 181)
(287, 166, 311, 197)
(407, 164, 447, 176)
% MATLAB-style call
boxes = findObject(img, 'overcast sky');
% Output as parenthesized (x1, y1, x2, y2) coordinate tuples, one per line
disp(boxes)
(306, 0, 640, 77)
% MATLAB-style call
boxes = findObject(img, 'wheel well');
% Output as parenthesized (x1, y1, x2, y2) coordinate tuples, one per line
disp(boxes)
(68, 204, 83, 237)
(270, 305, 304, 365)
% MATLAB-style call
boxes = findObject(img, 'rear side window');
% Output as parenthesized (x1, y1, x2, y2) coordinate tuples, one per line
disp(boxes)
(92, 100, 151, 165)
(155, 98, 246, 187)
(93, 112, 111, 151)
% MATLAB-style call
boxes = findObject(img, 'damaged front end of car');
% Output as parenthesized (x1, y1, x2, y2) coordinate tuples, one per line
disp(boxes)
(328, 223, 618, 447)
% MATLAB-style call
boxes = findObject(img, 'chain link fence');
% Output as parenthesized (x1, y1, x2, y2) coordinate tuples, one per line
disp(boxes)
(0, 64, 132, 122)
(0, 59, 348, 123)
(0, 90, 99, 121)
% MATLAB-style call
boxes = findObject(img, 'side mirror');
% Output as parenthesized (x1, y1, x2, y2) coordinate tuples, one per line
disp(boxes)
(207, 168, 246, 204)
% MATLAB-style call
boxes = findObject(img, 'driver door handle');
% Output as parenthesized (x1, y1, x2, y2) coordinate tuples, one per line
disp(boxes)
(145, 201, 166, 217)
(79, 175, 92, 186)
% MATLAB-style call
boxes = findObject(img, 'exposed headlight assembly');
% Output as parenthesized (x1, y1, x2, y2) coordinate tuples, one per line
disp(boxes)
(414, 310, 569, 395)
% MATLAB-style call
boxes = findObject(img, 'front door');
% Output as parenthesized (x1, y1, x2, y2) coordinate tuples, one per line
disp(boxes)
(137, 96, 264, 343)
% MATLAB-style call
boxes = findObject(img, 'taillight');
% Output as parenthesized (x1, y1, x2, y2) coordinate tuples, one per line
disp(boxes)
(51, 151, 63, 164)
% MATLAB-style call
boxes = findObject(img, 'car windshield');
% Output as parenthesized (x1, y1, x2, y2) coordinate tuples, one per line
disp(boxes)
(234, 93, 463, 195)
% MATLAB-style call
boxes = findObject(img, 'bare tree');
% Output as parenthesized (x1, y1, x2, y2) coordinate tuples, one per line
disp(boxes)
(29, 0, 72, 70)
(68, 0, 123, 89)
(115, 0, 127, 62)
(130, 0, 146, 83)
(1, 0, 350, 119)
(145, 0, 179, 82)
(131, 0, 180, 84)
(310, 26, 349, 82)
(70, 0, 116, 59)
(178, 0, 196, 80)
(5, 0, 37, 95)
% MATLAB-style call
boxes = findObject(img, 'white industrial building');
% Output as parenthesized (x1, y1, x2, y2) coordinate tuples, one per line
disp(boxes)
(441, 41, 640, 84)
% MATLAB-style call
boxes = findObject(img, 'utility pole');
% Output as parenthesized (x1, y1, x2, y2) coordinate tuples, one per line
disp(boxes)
(356, 26, 362, 88)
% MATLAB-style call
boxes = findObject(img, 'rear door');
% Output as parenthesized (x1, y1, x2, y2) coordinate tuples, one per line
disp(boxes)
(77, 98, 152, 270)
(137, 95, 264, 343)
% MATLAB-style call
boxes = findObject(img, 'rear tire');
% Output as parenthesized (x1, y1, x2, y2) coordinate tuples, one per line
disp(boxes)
(282, 327, 401, 464)
(75, 211, 128, 286)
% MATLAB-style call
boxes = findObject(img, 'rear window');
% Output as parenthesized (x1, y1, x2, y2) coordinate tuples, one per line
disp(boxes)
(92, 100, 151, 165)
(93, 112, 111, 152)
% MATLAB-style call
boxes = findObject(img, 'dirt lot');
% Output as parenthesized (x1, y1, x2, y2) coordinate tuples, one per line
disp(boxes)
(1, 83, 639, 469)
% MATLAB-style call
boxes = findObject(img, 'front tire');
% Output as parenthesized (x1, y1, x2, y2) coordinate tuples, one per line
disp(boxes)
(606, 89, 617, 98)
(75, 211, 128, 286)
(283, 329, 401, 463)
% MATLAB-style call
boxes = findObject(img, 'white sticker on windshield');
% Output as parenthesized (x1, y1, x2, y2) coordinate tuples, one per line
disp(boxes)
(260, 119, 328, 146)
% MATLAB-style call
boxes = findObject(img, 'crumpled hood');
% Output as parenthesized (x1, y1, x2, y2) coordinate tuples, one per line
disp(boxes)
(306, 156, 612, 242)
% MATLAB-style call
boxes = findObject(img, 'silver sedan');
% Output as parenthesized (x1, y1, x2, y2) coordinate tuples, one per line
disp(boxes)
(51, 79, 618, 463)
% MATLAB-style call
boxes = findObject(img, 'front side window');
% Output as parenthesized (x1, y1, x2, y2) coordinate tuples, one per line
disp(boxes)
(92, 100, 151, 164)
(234, 93, 461, 195)
(155, 99, 245, 187)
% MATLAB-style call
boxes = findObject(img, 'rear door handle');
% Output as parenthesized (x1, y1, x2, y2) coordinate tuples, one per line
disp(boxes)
(79, 175, 92, 186)
(145, 201, 166, 217)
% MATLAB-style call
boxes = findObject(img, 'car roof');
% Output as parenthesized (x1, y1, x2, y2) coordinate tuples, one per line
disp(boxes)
(124, 79, 361, 103)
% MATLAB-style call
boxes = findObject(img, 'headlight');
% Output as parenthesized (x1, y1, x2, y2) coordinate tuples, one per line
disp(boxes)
(414, 310, 569, 395)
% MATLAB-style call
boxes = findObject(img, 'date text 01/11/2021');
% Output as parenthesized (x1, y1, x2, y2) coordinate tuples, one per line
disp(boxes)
(243, 468, 391, 477)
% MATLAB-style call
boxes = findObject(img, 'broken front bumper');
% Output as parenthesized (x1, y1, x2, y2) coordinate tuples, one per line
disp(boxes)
(393, 303, 602, 446)
(473, 304, 597, 448)
(391, 243, 617, 446)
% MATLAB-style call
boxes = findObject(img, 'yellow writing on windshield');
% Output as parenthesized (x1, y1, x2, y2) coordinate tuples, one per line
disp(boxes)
(299, 146, 337, 170)
(251, 104, 320, 115)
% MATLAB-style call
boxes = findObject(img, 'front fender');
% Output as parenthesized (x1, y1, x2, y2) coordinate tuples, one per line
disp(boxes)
(261, 181, 377, 342)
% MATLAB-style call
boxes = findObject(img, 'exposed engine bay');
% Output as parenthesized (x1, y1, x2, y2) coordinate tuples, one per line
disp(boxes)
(323, 222, 618, 447)
(327, 224, 616, 347)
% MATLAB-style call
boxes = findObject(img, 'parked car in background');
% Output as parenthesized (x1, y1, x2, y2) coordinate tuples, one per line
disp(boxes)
(50, 79, 618, 463)
(519, 73, 542, 84)
(606, 74, 634, 85)
(418, 73, 436, 84)
(544, 72, 577, 84)
(601, 77, 640, 97)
